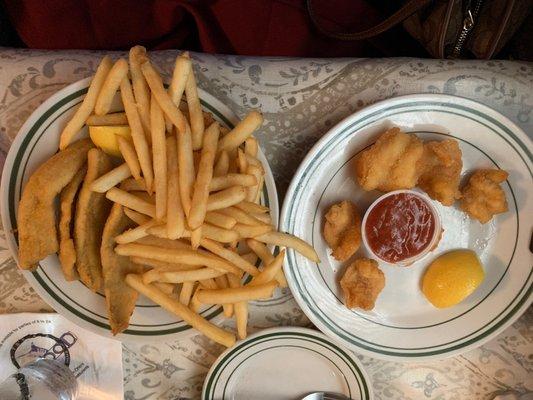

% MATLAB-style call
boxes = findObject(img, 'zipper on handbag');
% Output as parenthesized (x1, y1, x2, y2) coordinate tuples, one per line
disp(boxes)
(450, 0, 483, 58)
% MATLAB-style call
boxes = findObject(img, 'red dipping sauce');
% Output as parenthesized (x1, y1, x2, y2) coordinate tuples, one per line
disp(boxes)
(364, 192, 437, 264)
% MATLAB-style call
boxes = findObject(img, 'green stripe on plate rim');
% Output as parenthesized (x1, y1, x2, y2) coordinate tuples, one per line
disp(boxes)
(284, 101, 532, 357)
(203, 331, 370, 399)
(7, 85, 271, 335)
(311, 130, 519, 330)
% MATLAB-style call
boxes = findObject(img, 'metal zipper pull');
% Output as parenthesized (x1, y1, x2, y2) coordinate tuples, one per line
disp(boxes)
(450, 0, 483, 59)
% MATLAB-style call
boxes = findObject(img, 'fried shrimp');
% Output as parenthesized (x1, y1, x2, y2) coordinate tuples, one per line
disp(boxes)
(340, 258, 385, 310)
(323, 201, 361, 261)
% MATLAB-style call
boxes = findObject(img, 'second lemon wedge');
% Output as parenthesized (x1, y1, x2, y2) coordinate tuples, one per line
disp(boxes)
(422, 250, 484, 308)
(89, 125, 131, 157)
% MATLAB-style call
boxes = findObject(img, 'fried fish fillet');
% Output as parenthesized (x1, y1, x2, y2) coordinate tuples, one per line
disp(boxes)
(74, 148, 113, 292)
(323, 200, 361, 261)
(418, 139, 463, 206)
(58, 165, 87, 281)
(101, 203, 144, 334)
(17, 138, 94, 270)
(340, 258, 385, 310)
(460, 169, 509, 223)
(355, 128, 425, 192)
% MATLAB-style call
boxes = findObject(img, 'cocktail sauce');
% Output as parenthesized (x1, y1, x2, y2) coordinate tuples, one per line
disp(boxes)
(365, 193, 436, 264)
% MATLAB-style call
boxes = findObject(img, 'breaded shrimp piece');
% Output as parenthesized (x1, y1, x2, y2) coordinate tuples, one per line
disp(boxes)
(355, 128, 425, 192)
(340, 258, 385, 310)
(460, 169, 509, 224)
(418, 139, 463, 206)
(323, 201, 361, 261)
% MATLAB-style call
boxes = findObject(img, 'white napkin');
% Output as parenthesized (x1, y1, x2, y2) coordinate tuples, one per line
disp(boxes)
(0, 313, 123, 400)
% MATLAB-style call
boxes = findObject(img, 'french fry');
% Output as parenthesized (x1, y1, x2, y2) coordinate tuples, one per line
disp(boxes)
(168, 53, 191, 106)
(247, 238, 288, 287)
(95, 58, 129, 116)
(115, 219, 159, 244)
(125, 274, 235, 347)
(218, 206, 264, 226)
(188, 123, 220, 229)
(143, 267, 224, 284)
(217, 111, 263, 153)
(141, 61, 187, 134)
(201, 224, 240, 243)
(90, 163, 131, 193)
(240, 252, 259, 265)
(106, 188, 156, 217)
(190, 227, 202, 249)
(197, 281, 277, 304)
(209, 173, 257, 192)
(200, 238, 259, 276)
(245, 137, 258, 157)
(129, 46, 151, 136)
(246, 165, 264, 202)
(255, 175, 264, 204)
(86, 112, 128, 126)
(250, 212, 271, 225)
(178, 121, 195, 216)
(237, 149, 248, 173)
(115, 243, 241, 275)
(244, 153, 263, 168)
(184, 61, 205, 150)
(190, 286, 202, 312)
(215, 275, 233, 317)
(213, 150, 229, 177)
(255, 231, 320, 263)
(59, 56, 112, 149)
(120, 76, 154, 191)
(134, 235, 190, 249)
(152, 282, 176, 295)
(166, 136, 185, 239)
(250, 249, 285, 286)
(150, 93, 167, 220)
(207, 186, 247, 211)
(227, 273, 248, 340)
(179, 281, 195, 305)
(205, 211, 237, 230)
(120, 178, 146, 192)
(235, 201, 269, 214)
(124, 208, 151, 225)
(117, 136, 142, 181)
(130, 191, 155, 204)
(233, 223, 272, 238)
(130, 256, 200, 270)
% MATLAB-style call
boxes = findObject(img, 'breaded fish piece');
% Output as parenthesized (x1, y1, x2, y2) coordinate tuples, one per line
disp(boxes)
(75, 148, 113, 292)
(58, 165, 87, 281)
(323, 200, 361, 261)
(340, 258, 385, 310)
(460, 169, 509, 224)
(17, 138, 94, 270)
(101, 203, 144, 334)
(418, 139, 463, 206)
(355, 128, 425, 192)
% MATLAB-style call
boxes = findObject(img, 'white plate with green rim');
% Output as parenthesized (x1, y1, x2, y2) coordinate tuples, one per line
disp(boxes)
(202, 327, 372, 400)
(0, 77, 279, 341)
(281, 94, 532, 361)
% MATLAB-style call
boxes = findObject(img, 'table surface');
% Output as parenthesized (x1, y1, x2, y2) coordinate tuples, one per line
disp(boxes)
(0, 48, 531, 400)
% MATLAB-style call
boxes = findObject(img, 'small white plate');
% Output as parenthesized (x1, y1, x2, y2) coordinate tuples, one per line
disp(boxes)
(281, 94, 532, 361)
(202, 327, 372, 400)
(0, 77, 279, 341)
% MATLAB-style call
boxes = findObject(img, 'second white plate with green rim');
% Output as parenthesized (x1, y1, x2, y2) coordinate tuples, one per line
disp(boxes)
(281, 94, 532, 361)
(0, 77, 279, 341)
(202, 327, 372, 400)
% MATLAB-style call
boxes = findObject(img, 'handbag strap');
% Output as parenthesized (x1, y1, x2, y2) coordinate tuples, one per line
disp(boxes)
(306, 0, 434, 41)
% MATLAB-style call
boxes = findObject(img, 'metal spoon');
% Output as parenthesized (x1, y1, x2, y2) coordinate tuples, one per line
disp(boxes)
(301, 392, 352, 400)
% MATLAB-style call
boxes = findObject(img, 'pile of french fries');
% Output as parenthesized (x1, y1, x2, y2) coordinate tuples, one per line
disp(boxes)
(59, 46, 319, 347)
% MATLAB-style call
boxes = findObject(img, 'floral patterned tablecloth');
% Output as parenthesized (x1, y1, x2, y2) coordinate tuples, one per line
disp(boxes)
(0, 48, 531, 400)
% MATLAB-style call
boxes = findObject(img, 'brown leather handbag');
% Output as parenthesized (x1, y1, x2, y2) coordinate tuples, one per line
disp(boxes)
(307, 0, 532, 59)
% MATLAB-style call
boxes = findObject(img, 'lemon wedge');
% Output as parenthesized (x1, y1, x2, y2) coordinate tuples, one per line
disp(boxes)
(422, 250, 484, 308)
(88, 125, 131, 157)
